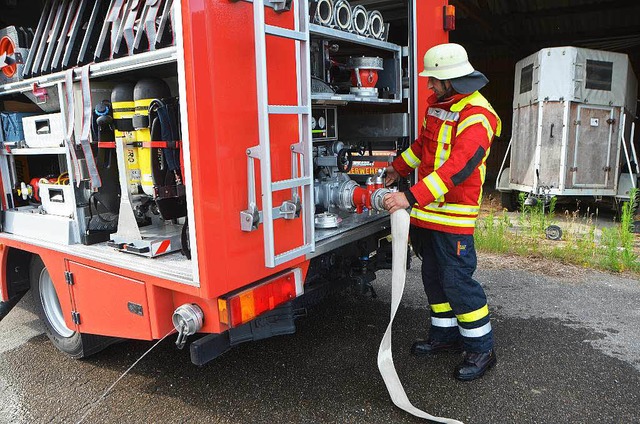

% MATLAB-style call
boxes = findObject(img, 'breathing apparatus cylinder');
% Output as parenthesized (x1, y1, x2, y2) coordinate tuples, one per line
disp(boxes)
(133, 78, 172, 197)
(111, 83, 141, 196)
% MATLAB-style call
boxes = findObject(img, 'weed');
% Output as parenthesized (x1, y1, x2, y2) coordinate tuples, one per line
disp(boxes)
(475, 191, 639, 274)
(475, 207, 509, 253)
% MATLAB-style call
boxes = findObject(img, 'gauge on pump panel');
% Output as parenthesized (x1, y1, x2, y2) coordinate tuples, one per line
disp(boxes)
(318, 116, 326, 129)
(311, 116, 317, 129)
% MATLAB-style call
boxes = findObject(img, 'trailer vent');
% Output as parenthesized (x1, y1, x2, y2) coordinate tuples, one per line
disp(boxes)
(586, 60, 613, 91)
(520, 64, 533, 94)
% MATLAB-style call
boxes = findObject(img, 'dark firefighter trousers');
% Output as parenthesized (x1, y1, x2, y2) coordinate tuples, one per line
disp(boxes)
(412, 226, 494, 353)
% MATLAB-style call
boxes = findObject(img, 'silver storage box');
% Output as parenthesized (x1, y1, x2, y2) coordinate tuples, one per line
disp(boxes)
(2, 207, 79, 245)
(22, 113, 65, 148)
(39, 183, 75, 218)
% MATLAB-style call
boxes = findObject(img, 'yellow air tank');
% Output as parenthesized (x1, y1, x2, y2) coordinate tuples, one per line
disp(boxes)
(133, 78, 172, 197)
(111, 83, 141, 195)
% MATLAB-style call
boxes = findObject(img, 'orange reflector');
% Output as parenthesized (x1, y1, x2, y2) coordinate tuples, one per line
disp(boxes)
(443, 5, 456, 31)
(0, 36, 16, 78)
(218, 269, 301, 328)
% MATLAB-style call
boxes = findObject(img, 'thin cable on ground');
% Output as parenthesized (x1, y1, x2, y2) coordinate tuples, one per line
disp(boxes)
(76, 329, 175, 424)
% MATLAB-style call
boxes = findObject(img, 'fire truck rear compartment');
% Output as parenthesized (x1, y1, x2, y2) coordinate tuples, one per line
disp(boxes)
(0, 0, 419, 359)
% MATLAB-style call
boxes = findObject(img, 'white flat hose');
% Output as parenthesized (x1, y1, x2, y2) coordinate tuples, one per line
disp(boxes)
(377, 209, 464, 424)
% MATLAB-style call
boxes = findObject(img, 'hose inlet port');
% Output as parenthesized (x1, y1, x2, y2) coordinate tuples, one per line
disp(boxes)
(172, 303, 204, 349)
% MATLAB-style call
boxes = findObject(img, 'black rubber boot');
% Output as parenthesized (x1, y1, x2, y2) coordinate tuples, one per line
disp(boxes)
(454, 349, 497, 381)
(411, 339, 464, 356)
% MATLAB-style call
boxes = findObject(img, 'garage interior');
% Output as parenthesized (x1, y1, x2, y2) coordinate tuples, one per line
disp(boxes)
(2, 0, 639, 188)
(449, 0, 640, 186)
(354, 0, 640, 186)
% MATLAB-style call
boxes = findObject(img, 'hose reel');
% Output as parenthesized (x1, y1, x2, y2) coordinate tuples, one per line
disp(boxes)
(352, 5, 368, 35)
(314, 0, 333, 26)
(368, 11, 384, 39)
(332, 0, 352, 31)
(310, 0, 387, 40)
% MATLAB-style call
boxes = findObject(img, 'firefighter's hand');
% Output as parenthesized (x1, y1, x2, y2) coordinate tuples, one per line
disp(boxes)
(384, 192, 410, 214)
(385, 166, 399, 186)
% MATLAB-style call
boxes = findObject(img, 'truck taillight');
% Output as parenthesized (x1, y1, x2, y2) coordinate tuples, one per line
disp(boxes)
(443, 5, 456, 31)
(218, 269, 303, 328)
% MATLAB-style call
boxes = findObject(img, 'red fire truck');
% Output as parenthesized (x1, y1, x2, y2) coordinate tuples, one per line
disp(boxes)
(0, 0, 448, 364)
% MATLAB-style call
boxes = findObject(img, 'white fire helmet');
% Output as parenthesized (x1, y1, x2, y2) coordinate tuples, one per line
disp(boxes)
(419, 43, 475, 80)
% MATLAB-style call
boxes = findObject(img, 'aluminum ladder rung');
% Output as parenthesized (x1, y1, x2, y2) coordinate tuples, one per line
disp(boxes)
(272, 176, 312, 192)
(265, 25, 307, 41)
(268, 105, 310, 115)
(249, 0, 314, 268)
(274, 243, 313, 266)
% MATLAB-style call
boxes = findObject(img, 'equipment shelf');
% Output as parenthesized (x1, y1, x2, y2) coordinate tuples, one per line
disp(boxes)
(0, 47, 178, 96)
(309, 24, 403, 104)
(311, 94, 400, 104)
(0, 147, 67, 156)
(309, 24, 401, 52)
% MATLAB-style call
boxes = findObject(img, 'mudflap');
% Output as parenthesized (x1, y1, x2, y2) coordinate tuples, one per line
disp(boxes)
(190, 303, 297, 366)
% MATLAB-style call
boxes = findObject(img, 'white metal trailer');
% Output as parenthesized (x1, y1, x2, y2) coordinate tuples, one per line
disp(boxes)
(496, 46, 638, 209)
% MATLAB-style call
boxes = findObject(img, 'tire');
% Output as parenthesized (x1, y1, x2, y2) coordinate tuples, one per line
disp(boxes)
(30, 256, 85, 357)
(545, 225, 563, 241)
(30, 257, 114, 358)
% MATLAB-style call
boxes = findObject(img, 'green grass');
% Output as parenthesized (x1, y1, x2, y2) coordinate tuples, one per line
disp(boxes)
(475, 190, 640, 274)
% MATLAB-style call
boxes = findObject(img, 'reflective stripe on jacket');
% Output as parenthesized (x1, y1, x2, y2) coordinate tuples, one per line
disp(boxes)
(392, 91, 501, 234)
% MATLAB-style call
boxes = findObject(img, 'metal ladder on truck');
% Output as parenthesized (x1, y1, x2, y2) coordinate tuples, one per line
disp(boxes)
(240, 0, 315, 268)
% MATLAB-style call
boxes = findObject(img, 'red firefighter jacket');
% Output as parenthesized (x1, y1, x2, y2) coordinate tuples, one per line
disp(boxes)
(392, 90, 501, 234)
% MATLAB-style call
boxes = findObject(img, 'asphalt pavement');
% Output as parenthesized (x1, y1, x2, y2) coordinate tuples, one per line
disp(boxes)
(1, 255, 639, 424)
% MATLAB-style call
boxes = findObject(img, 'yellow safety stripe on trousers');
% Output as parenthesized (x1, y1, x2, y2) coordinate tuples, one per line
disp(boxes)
(425, 202, 480, 216)
(450, 91, 502, 137)
(410, 208, 477, 228)
(431, 302, 453, 313)
(423, 172, 448, 199)
(456, 304, 489, 323)
(434, 123, 454, 171)
(457, 114, 494, 140)
(401, 148, 421, 169)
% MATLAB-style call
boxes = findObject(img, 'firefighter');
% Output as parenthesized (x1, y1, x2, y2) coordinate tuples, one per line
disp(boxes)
(383, 43, 500, 381)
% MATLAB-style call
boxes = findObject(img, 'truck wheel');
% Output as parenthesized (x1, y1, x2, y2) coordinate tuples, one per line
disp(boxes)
(545, 225, 563, 241)
(30, 256, 85, 358)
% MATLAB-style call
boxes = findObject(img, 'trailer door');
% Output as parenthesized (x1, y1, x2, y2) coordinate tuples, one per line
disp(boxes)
(571, 105, 615, 188)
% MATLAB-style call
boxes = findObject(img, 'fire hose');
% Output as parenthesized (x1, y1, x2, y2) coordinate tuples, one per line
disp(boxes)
(312, 0, 386, 40)
(378, 209, 463, 424)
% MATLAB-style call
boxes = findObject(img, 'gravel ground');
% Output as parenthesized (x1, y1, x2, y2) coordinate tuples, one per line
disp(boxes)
(1, 253, 639, 424)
